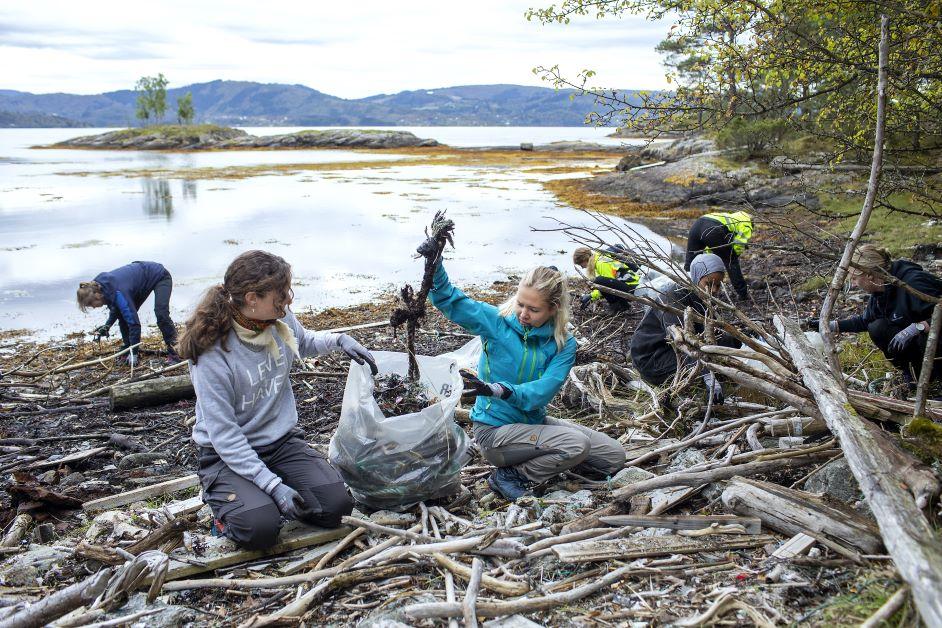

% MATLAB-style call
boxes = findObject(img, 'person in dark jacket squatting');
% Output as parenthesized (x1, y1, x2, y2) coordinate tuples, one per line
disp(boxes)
(808, 244, 942, 390)
(77, 261, 180, 365)
(631, 253, 742, 403)
(178, 250, 376, 549)
(573, 245, 642, 314)
(684, 210, 753, 301)
(422, 225, 626, 502)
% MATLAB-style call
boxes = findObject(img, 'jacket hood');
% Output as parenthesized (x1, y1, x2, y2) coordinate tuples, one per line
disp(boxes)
(890, 259, 924, 281)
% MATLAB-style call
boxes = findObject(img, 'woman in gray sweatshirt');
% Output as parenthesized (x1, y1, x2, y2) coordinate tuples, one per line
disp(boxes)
(178, 250, 377, 549)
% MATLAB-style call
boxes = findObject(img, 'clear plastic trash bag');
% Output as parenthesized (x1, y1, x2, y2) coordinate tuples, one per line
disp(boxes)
(329, 348, 471, 511)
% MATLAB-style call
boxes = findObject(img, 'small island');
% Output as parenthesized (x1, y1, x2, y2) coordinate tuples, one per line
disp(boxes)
(49, 124, 440, 150)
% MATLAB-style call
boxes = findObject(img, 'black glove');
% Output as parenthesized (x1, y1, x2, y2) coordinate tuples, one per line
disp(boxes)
(579, 294, 592, 310)
(416, 211, 455, 261)
(269, 483, 305, 520)
(338, 335, 378, 376)
(93, 324, 111, 339)
(803, 318, 819, 331)
(460, 369, 511, 400)
(702, 372, 724, 405)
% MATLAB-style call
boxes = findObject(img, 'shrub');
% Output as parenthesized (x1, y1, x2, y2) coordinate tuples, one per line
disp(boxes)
(716, 117, 790, 158)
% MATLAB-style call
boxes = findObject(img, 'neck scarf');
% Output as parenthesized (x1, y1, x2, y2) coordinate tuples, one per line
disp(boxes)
(230, 306, 299, 360)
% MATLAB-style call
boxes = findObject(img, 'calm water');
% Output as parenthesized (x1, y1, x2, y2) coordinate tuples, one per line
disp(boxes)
(0, 127, 667, 339)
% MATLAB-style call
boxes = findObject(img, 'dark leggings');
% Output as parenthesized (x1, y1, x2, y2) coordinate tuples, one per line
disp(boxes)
(593, 276, 634, 310)
(198, 431, 352, 550)
(152, 274, 177, 349)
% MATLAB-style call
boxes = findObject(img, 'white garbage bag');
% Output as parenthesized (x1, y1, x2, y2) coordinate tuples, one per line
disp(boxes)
(329, 349, 470, 511)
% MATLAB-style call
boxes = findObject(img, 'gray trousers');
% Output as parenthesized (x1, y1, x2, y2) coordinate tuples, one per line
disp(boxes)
(197, 430, 352, 550)
(474, 417, 626, 483)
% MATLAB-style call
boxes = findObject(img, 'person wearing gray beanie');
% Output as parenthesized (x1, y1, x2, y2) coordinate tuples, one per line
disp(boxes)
(630, 253, 741, 403)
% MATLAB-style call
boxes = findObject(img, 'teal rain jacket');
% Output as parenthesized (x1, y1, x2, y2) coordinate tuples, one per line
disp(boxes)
(430, 263, 577, 428)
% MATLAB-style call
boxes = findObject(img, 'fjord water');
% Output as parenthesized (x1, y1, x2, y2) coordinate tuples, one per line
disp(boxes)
(0, 127, 667, 339)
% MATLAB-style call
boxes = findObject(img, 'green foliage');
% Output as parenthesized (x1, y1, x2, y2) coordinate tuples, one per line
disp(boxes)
(813, 569, 911, 626)
(134, 74, 169, 126)
(176, 92, 195, 125)
(110, 124, 230, 139)
(715, 117, 790, 158)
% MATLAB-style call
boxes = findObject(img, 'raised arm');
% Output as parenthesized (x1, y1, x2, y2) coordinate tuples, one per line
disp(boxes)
(429, 262, 502, 339)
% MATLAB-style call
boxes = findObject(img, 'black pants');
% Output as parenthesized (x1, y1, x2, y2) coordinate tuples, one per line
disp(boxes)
(634, 333, 741, 386)
(197, 431, 352, 550)
(684, 217, 748, 300)
(153, 274, 177, 350)
(867, 318, 942, 382)
(593, 276, 633, 311)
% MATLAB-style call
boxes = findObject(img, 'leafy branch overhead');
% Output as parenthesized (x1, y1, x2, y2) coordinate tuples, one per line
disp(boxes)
(390, 211, 455, 380)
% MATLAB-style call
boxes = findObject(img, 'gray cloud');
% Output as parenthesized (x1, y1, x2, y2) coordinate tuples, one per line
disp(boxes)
(0, 20, 167, 59)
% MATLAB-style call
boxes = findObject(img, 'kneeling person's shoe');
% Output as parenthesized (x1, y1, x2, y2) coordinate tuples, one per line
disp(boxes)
(488, 467, 533, 502)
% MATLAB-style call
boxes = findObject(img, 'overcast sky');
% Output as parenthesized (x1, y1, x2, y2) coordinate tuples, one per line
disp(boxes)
(1, 1, 671, 97)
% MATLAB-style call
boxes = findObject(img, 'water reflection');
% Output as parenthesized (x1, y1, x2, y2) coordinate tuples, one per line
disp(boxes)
(181, 179, 197, 201)
(142, 178, 174, 218)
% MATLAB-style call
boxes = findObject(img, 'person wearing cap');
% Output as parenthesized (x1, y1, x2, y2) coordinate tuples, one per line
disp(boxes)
(630, 253, 742, 403)
(572, 245, 642, 314)
(807, 244, 942, 390)
(684, 210, 753, 301)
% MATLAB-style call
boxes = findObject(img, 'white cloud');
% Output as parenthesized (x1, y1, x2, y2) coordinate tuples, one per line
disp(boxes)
(0, 0, 671, 96)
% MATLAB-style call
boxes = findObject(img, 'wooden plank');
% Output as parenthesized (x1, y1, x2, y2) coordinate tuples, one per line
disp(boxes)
(323, 320, 388, 334)
(163, 523, 352, 581)
(722, 476, 882, 554)
(164, 495, 205, 518)
(552, 534, 776, 563)
(599, 514, 762, 535)
(28, 447, 109, 470)
(770, 532, 816, 559)
(277, 539, 343, 576)
(83, 475, 199, 513)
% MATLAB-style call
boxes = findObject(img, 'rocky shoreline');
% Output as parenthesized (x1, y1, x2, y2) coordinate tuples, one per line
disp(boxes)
(50, 125, 440, 150)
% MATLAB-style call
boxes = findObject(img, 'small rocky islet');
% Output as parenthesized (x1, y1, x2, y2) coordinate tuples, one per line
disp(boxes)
(50, 124, 440, 150)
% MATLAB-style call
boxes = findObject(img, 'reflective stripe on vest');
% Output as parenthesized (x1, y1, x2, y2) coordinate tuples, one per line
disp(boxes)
(703, 211, 753, 256)
(591, 252, 641, 299)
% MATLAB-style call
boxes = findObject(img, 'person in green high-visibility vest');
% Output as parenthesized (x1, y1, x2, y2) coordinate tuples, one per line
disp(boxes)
(684, 210, 753, 301)
(573, 245, 642, 313)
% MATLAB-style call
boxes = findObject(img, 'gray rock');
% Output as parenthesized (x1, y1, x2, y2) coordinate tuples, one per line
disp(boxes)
(544, 489, 593, 509)
(60, 471, 85, 487)
(804, 458, 863, 504)
(667, 448, 706, 473)
(106, 593, 198, 628)
(484, 615, 546, 627)
(640, 137, 717, 162)
(609, 466, 656, 489)
(0, 546, 70, 586)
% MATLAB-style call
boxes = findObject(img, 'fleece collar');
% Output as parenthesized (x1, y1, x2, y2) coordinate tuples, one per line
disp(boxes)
(233, 320, 300, 360)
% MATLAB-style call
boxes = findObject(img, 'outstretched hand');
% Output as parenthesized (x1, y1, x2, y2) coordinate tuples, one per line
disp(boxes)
(416, 210, 455, 262)
(338, 334, 378, 376)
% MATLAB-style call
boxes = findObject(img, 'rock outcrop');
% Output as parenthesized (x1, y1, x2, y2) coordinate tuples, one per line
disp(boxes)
(52, 125, 439, 150)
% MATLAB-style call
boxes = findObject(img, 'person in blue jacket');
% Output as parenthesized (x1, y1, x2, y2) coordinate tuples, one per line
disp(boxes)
(76, 261, 179, 365)
(420, 230, 626, 501)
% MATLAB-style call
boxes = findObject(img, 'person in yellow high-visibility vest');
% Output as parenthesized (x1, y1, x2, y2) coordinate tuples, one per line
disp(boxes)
(573, 245, 642, 313)
(684, 210, 753, 301)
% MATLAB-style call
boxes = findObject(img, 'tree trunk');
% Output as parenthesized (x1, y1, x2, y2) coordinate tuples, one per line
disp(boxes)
(109, 374, 194, 410)
(776, 314, 942, 625)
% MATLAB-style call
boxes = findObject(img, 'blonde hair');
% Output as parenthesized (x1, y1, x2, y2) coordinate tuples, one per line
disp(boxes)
(851, 244, 892, 277)
(76, 281, 103, 312)
(499, 266, 571, 350)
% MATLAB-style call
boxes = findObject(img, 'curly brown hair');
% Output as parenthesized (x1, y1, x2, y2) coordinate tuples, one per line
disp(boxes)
(176, 250, 292, 363)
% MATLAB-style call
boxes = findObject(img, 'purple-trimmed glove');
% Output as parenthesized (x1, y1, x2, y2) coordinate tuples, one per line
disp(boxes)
(269, 483, 304, 520)
(889, 323, 922, 353)
(460, 369, 511, 400)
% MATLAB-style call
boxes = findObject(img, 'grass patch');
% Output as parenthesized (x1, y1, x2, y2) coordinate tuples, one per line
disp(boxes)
(823, 193, 942, 255)
(799, 274, 830, 292)
(838, 334, 893, 382)
(541, 177, 701, 219)
(108, 124, 234, 139)
(812, 569, 910, 627)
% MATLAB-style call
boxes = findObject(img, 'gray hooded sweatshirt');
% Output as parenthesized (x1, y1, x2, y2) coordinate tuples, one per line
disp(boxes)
(190, 309, 343, 494)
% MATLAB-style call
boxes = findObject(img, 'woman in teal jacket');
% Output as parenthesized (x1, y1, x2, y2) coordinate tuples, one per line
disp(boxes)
(428, 259, 626, 501)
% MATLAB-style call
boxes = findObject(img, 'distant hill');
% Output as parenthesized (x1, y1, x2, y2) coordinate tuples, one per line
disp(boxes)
(0, 81, 643, 127)
(0, 109, 90, 128)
